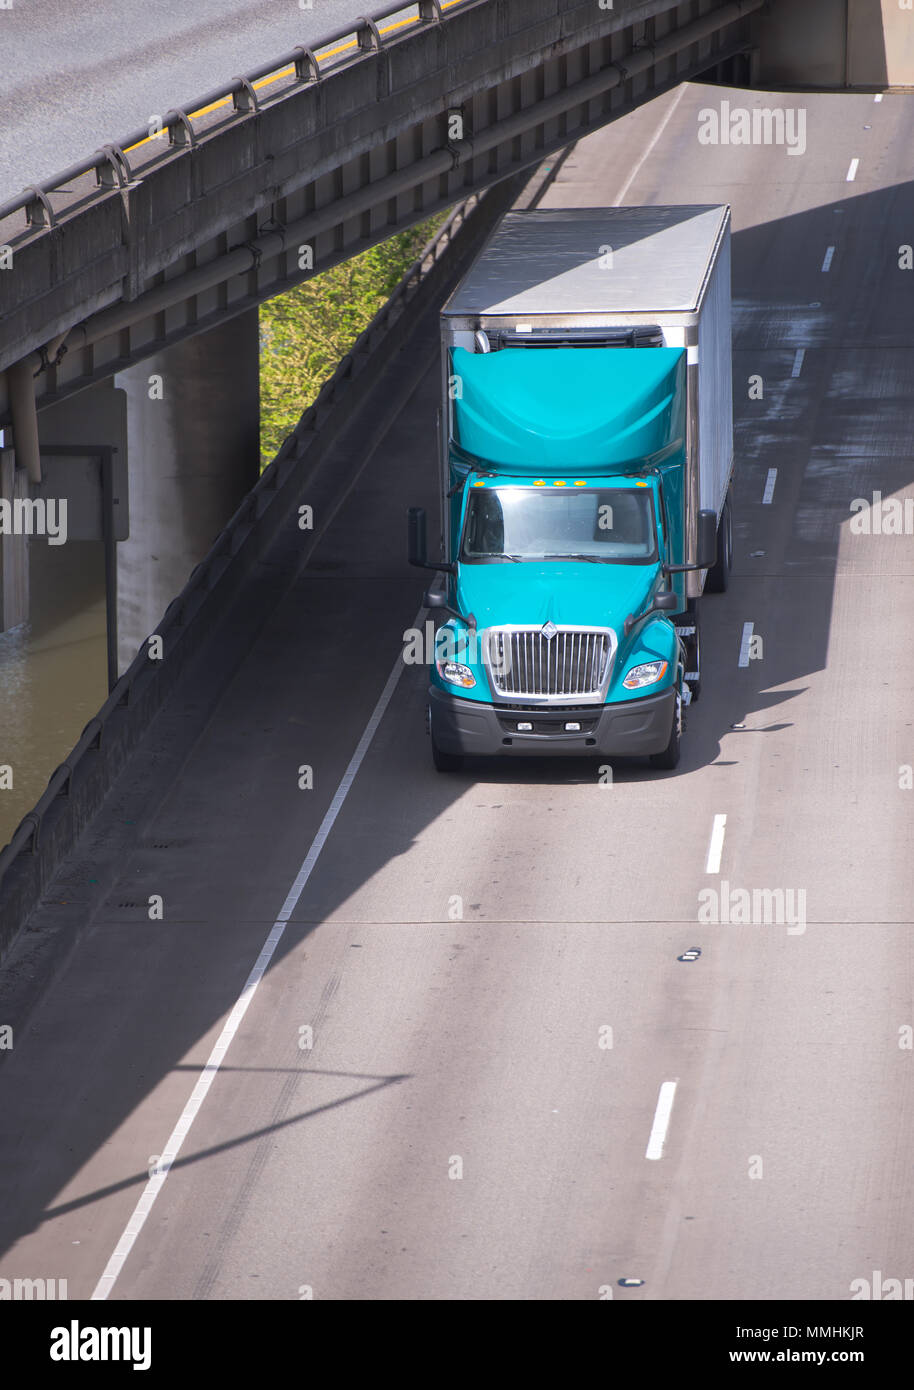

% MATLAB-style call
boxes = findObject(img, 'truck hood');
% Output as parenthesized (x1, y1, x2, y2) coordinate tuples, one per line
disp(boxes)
(456, 561, 661, 634)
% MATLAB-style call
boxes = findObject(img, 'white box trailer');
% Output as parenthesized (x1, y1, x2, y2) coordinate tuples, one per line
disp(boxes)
(439, 204, 733, 596)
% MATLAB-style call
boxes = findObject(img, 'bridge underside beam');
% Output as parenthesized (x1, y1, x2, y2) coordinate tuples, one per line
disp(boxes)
(0, 0, 763, 429)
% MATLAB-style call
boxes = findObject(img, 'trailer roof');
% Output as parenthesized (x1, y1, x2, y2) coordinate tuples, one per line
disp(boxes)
(442, 205, 729, 319)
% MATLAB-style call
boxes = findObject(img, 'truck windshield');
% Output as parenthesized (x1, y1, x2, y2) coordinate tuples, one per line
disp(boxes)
(460, 486, 658, 563)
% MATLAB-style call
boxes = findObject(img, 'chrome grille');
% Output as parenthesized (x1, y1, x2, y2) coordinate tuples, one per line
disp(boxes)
(483, 626, 615, 702)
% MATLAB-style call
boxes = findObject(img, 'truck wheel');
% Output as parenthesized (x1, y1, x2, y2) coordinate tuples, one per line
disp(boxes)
(431, 737, 463, 773)
(649, 687, 682, 770)
(705, 494, 732, 593)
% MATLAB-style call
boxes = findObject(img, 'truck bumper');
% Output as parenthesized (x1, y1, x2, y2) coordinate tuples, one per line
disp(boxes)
(429, 685, 676, 758)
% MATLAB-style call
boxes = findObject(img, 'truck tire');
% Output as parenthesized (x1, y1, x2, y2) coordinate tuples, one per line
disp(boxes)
(431, 737, 463, 773)
(649, 686, 682, 770)
(705, 493, 732, 593)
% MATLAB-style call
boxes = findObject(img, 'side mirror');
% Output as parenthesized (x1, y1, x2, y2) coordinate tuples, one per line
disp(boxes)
(623, 588, 678, 636)
(408, 506, 456, 575)
(697, 508, 717, 570)
(408, 506, 428, 567)
(424, 587, 477, 631)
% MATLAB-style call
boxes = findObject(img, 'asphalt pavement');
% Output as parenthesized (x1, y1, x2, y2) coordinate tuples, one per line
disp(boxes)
(0, 83, 912, 1301)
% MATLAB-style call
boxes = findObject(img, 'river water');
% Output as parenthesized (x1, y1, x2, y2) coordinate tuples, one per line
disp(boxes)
(0, 540, 107, 852)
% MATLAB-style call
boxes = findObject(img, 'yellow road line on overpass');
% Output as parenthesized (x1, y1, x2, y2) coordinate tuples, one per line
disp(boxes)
(124, 0, 467, 157)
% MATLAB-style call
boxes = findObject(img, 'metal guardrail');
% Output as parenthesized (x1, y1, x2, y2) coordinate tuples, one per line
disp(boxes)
(0, 0, 469, 231)
(0, 184, 488, 910)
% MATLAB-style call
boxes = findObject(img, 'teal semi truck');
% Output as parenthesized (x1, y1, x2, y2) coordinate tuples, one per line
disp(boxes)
(408, 205, 733, 771)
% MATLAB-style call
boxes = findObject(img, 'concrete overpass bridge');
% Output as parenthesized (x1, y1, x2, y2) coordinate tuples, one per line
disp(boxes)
(5, 0, 910, 434)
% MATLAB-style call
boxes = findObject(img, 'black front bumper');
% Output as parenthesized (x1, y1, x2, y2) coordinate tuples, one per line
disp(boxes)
(429, 684, 676, 758)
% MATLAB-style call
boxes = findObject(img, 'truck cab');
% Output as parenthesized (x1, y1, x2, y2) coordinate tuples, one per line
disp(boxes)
(409, 206, 732, 772)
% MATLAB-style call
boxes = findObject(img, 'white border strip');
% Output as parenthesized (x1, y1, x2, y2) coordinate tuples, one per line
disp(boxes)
(91, 633, 415, 1299)
(613, 83, 687, 206)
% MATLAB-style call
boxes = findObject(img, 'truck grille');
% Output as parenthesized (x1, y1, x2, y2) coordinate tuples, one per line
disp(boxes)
(483, 626, 615, 703)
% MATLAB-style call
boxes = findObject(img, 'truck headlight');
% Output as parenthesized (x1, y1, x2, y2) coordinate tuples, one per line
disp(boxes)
(437, 660, 476, 689)
(622, 660, 668, 690)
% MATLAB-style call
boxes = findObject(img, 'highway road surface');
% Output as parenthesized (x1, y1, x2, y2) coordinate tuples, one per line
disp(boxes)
(1, 83, 913, 1301)
(0, 1, 436, 204)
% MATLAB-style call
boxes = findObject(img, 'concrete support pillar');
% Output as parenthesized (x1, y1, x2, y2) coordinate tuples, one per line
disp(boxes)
(755, 0, 914, 88)
(848, 0, 914, 87)
(37, 380, 128, 687)
(0, 445, 29, 631)
(114, 309, 260, 674)
(752, 0, 848, 87)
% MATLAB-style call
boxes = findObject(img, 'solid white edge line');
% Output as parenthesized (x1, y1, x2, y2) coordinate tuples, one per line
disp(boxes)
(762, 468, 777, 504)
(705, 813, 727, 875)
(738, 621, 754, 668)
(646, 1081, 678, 1161)
(846, 158, 859, 182)
(90, 622, 419, 1300)
(790, 348, 805, 379)
(821, 246, 835, 272)
(613, 83, 687, 206)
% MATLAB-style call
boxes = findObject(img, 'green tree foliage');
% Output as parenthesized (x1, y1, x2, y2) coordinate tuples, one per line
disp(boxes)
(259, 214, 447, 468)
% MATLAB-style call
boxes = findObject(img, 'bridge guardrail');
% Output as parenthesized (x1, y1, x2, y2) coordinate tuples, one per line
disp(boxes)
(0, 1, 470, 232)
